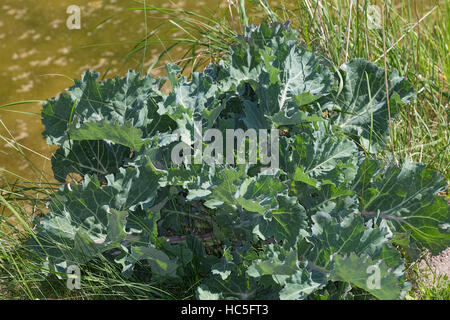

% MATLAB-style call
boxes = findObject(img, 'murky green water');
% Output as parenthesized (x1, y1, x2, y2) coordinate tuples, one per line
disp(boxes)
(0, 0, 225, 182)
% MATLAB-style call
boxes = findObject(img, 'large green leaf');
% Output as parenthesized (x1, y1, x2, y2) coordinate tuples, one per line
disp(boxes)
(247, 244, 325, 300)
(290, 124, 359, 188)
(127, 245, 179, 278)
(69, 121, 149, 151)
(197, 245, 278, 300)
(51, 140, 130, 182)
(354, 159, 450, 255)
(42, 70, 164, 146)
(247, 245, 299, 277)
(206, 169, 307, 243)
(330, 252, 408, 300)
(253, 195, 307, 244)
(299, 212, 409, 299)
(322, 59, 415, 152)
(42, 70, 166, 181)
(27, 161, 163, 273)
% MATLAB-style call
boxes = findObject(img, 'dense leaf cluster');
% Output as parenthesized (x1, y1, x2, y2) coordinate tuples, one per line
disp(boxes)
(30, 23, 449, 299)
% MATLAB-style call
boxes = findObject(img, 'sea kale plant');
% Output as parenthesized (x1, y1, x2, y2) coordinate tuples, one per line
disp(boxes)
(30, 22, 449, 299)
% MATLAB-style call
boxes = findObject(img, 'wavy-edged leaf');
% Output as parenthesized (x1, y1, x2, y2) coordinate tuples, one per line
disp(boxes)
(27, 161, 163, 273)
(322, 59, 415, 152)
(354, 159, 450, 254)
(69, 121, 149, 151)
(299, 212, 409, 299)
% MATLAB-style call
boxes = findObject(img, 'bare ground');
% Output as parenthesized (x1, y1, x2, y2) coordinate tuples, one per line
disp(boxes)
(418, 247, 450, 282)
